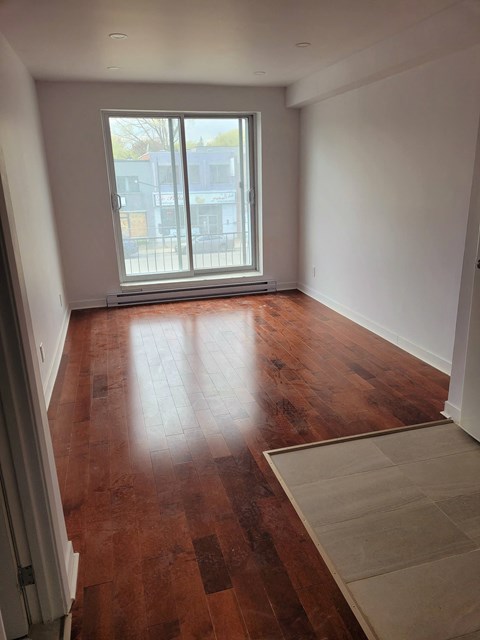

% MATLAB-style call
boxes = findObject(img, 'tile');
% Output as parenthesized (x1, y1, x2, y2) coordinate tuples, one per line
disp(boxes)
(350, 550, 480, 640)
(272, 439, 393, 486)
(436, 492, 480, 543)
(291, 466, 428, 527)
(400, 450, 480, 501)
(371, 423, 479, 465)
(315, 502, 476, 582)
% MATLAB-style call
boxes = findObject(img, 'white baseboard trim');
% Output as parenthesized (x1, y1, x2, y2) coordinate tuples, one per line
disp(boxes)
(277, 281, 298, 291)
(44, 308, 70, 407)
(70, 298, 106, 310)
(71, 284, 296, 309)
(298, 283, 452, 374)
(62, 613, 72, 640)
(442, 401, 461, 422)
(65, 540, 79, 604)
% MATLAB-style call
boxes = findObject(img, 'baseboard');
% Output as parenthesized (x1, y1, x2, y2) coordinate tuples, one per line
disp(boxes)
(396, 335, 451, 375)
(65, 541, 79, 604)
(71, 284, 295, 309)
(70, 298, 107, 310)
(44, 308, 70, 407)
(277, 281, 297, 291)
(298, 283, 452, 374)
(442, 401, 461, 422)
(62, 613, 72, 640)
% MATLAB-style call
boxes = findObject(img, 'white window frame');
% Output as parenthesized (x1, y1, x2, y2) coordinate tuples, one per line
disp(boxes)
(101, 110, 259, 284)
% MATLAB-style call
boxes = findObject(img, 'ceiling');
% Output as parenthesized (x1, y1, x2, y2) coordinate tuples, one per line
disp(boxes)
(0, 0, 461, 86)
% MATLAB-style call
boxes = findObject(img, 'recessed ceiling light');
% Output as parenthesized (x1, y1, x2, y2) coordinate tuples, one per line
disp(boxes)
(295, 42, 311, 48)
(107, 66, 121, 70)
(254, 71, 266, 75)
(109, 33, 128, 40)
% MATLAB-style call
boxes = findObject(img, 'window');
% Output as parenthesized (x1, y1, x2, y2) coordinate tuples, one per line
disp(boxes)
(188, 164, 201, 184)
(116, 175, 140, 192)
(209, 163, 231, 184)
(158, 165, 181, 185)
(104, 113, 257, 281)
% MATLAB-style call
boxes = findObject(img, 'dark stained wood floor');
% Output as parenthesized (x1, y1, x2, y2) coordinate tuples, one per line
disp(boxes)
(47, 291, 449, 640)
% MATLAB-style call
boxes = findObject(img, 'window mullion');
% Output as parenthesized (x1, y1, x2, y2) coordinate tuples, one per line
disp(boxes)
(248, 114, 257, 270)
(179, 116, 195, 273)
(167, 118, 185, 271)
(238, 118, 248, 266)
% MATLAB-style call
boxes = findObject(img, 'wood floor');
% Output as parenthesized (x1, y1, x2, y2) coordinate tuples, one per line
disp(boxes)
(47, 291, 449, 640)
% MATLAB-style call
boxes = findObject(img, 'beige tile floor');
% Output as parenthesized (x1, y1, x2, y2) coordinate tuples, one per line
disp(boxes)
(268, 422, 480, 640)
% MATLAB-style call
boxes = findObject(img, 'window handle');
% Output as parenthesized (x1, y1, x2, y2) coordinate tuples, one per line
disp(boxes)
(111, 193, 122, 212)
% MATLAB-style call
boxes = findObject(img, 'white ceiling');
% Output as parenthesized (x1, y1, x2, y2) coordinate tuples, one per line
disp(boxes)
(0, 0, 461, 86)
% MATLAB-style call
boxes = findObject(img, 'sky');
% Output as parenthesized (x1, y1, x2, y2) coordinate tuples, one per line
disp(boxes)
(185, 118, 239, 142)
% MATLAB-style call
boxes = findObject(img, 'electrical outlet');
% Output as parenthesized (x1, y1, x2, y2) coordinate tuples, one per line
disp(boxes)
(39, 343, 45, 363)
(59, 293, 63, 308)
(313, 266, 316, 278)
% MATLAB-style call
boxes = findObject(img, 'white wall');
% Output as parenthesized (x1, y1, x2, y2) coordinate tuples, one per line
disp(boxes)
(298, 45, 480, 373)
(36, 82, 299, 308)
(0, 34, 69, 403)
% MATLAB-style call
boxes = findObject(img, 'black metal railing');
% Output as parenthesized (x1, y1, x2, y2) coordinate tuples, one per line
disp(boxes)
(122, 231, 252, 275)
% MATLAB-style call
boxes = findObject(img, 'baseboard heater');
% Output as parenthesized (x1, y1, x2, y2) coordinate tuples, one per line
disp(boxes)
(106, 280, 277, 307)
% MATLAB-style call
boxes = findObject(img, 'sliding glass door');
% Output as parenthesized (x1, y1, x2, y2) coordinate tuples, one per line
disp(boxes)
(103, 112, 256, 282)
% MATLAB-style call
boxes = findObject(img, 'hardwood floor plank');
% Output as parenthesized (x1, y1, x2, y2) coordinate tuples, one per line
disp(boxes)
(151, 449, 175, 492)
(84, 525, 114, 588)
(215, 515, 284, 639)
(207, 589, 249, 640)
(112, 528, 148, 639)
(170, 551, 216, 640)
(93, 373, 108, 399)
(83, 582, 114, 640)
(192, 534, 232, 594)
(142, 554, 177, 629)
(147, 620, 181, 640)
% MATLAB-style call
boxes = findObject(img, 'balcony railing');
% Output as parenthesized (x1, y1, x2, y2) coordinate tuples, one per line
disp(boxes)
(122, 231, 252, 275)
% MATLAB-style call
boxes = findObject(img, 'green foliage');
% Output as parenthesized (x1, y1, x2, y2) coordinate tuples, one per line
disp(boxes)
(110, 118, 240, 158)
(111, 134, 135, 159)
(207, 129, 239, 147)
(110, 117, 180, 159)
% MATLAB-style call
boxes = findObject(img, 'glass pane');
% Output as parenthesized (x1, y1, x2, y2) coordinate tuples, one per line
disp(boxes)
(185, 117, 253, 271)
(109, 116, 190, 276)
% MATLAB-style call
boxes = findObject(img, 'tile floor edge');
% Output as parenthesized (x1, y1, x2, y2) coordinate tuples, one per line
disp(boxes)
(264, 419, 453, 457)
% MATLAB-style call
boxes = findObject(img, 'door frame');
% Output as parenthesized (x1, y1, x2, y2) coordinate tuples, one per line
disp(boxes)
(0, 152, 78, 625)
(0, 405, 31, 638)
(446, 110, 480, 437)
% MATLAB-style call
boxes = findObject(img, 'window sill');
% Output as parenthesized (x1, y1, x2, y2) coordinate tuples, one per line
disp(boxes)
(120, 271, 265, 292)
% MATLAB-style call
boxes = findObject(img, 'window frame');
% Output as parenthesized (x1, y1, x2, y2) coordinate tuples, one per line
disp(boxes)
(101, 110, 259, 284)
